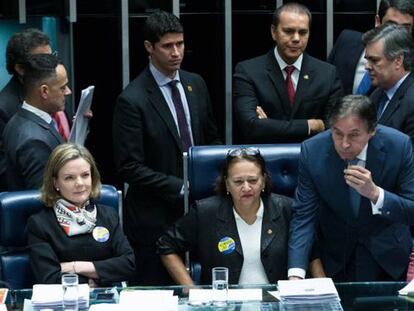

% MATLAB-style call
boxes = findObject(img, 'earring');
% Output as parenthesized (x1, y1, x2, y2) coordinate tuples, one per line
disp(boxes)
(262, 188, 265, 192)
(226, 191, 229, 195)
(55, 187, 60, 192)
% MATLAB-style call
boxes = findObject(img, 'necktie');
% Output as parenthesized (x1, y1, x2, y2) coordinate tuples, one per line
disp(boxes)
(168, 80, 192, 151)
(284, 66, 295, 107)
(355, 71, 371, 95)
(52, 111, 70, 141)
(347, 158, 361, 217)
(376, 91, 389, 120)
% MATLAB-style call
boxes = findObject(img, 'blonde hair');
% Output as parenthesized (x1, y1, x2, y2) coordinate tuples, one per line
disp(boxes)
(40, 143, 102, 207)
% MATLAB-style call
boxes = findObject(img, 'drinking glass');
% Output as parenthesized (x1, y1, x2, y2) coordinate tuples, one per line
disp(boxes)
(212, 267, 228, 306)
(62, 273, 79, 311)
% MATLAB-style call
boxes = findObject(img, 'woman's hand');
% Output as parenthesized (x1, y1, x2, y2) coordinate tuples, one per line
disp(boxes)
(60, 261, 75, 274)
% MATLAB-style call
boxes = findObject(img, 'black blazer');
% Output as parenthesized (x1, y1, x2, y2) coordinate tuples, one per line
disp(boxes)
(370, 72, 414, 146)
(28, 204, 135, 285)
(113, 66, 221, 246)
(3, 108, 64, 190)
(234, 50, 343, 143)
(327, 29, 365, 95)
(0, 76, 24, 191)
(157, 194, 292, 284)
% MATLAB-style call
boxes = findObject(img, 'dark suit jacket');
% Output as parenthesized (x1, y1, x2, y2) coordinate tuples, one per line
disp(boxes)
(3, 108, 64, 190)
(370, 72, 414, 146)
(233, 50, 343, 143)
(28, 204, 135, 285)
(157, 194, 292, 284)
(327, 29, 365, 95)
(0, 76, 24, 191)
(288, 126, 414, 280)
(112, 66, 221, 246)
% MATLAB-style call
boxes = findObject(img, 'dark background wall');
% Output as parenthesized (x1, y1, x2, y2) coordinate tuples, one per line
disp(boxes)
(0, 0, 377, 188)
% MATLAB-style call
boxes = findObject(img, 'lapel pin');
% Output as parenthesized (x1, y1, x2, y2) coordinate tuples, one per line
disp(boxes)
(187, 85, 193, 92)
(304, 75, 309, 80)
(267, 229, 273, 235)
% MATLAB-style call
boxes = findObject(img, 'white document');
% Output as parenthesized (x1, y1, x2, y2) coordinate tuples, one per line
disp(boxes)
(119, 290, 178, 311)
(68, 85, 95, 145)
(277, 278, 340, 302)
(189, 288, 262, 302)
(31, 283, 89, 308)
(399, 279, 414, 295)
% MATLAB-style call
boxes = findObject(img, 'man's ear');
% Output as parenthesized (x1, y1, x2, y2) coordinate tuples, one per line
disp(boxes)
(14, 64, 25, 77)
(375, 15, 381, 27)
(144, 40, 153, 54)
(39, 84, 49, 99)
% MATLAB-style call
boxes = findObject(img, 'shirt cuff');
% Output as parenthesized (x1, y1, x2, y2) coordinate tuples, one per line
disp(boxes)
(288, 268, 306, 279)
(371, 187, 384, 215)
(179, 185, 184, 197)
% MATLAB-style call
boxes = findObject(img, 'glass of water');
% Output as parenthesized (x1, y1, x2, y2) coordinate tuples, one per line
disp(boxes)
(212, 267, 228, 306)
(62, 273, 79, 311)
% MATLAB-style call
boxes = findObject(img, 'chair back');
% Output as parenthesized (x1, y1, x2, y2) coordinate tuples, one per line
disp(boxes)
(188, 144, 301, 201)
(0, 184, 120, 289)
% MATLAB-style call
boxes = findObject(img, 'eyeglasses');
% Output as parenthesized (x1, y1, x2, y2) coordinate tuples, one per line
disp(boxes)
(227, 147, 260, 157)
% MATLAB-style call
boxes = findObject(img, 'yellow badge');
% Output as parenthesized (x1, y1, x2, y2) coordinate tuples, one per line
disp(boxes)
(218, 237, 236, 254)
(92, 226, 110, 243)
(187, 85, 193, 92)
(304, 75, 309, 80)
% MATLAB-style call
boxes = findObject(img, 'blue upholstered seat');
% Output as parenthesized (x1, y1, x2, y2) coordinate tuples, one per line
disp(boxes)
(0, 184, 120, 289)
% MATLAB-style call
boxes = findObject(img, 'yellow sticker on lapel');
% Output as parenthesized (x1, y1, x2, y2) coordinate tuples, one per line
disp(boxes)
(304, 75, 309, 80)
(187, 85, 193, 92)
(218, 237, 235, 254)
(92, 226, 110, 242)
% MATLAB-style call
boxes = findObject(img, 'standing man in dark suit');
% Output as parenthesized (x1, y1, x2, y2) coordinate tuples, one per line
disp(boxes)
(0, 29, 72, 191)
(3, 54, 70, 190)
(288, 95, 414, 282)
(233, 2, 343, 144)
(112, 10, 221, 285)
(328, 0, 414, 95)
(363, 23, 414, 145)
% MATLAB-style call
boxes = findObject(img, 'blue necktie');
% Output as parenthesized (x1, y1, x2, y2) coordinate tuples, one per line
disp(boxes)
(376, 92, 389, 120)
(348, 158, 361, 217)
(168, 80, 193, 151)
(355, 71, 371, 95)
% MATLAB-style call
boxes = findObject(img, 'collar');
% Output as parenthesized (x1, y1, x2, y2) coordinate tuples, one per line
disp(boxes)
(149, 62, 181, 87)
(355, 143, 368, 161)
(22, 101, 52, 124)
(384, 72, 410, 99)
(273, 47, 303, 72)
(233, 199, 264, 221)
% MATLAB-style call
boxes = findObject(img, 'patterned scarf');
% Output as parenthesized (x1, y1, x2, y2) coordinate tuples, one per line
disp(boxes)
(54, 198, 97, 236)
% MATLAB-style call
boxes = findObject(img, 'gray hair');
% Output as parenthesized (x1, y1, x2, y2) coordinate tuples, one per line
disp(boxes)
(363, 22, 414, 71)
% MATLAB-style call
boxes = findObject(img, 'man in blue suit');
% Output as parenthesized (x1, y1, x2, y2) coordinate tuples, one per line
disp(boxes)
(288, 95, 414, 281)
(328, 0, 414, 95)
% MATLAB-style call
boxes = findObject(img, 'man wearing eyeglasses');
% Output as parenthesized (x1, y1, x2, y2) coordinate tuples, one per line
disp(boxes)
(288, 95, 414, 282)
(328, 0, 414, 95)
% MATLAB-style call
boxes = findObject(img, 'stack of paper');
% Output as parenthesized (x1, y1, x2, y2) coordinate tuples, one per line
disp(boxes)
(277, 278, 340, 304)
(31, 284, 89, 310)
(119, 290, 178, 311)
(399, 279, 414, 295)
(188, 288, 262, 303)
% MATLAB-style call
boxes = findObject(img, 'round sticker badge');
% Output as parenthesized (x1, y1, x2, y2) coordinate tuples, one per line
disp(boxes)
(92, 226, 110, 242)
(218, 236, 235, 254)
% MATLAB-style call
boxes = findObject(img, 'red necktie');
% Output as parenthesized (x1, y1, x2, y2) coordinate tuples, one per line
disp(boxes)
(284, 66, 295, 107)
(52, 111, 70, 141)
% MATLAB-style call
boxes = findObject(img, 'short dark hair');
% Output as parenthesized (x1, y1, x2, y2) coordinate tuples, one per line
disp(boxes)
(22, 53, 60, 93)
(363, 22, 414, 71)
(378, 0, 414, 22)
(6, 28, 50, 75)
(215, 148, 272, 196)
(329, 95, 377, 133)
(142, 10, 183, 45)
(272, 2, 312, 28)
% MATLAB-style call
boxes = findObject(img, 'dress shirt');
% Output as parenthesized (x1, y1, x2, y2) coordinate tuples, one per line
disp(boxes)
(233, 199, 269, 284)
(352, 49, 367, 94)
(22, 101, 53, 124)
(149, 62, 194, 145)
(274, 47, 303, 91)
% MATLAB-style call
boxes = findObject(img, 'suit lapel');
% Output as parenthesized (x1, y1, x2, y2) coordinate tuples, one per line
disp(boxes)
(293, 54, 315, 116)
(365, 131, 386, 189)
(380, 73, 414, 123)
(216, 197, 243, 257)
(180, 72, 200, 145)
(19, 109, 64, 143)
(261, 196, 280, 253)
(144, 68, 182, 151)
(265, 51, 292, 116)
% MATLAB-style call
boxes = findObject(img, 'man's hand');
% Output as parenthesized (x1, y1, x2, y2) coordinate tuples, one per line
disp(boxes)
(344, 165, 380, 203)
(256, 106, 268, 119)
(307, 119, 325, 134)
